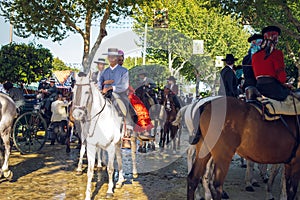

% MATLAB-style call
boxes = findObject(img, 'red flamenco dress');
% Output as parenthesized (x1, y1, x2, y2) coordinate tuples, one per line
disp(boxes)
(128, 86, 154, 132)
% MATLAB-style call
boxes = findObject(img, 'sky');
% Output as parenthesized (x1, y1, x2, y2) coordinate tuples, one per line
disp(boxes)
(0, 16, 141, 69)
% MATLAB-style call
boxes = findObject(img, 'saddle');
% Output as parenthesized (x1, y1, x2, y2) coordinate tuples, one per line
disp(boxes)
(245, 87, 300, 121)
(110, 92, 138, 125)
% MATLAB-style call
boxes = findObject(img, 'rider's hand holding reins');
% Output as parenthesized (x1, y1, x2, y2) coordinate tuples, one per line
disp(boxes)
(102, 86, 113, 94)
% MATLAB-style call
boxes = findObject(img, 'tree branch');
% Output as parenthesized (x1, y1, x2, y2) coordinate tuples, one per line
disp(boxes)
(84, 0, 113, 71)
(268, 17, 300, 40)
(174, 60, 187, 77)
(281, 3, 300, 33)
(59, 5, 84, 38)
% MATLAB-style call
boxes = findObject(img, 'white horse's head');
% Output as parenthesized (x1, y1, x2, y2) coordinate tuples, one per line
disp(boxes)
(72, 72, 92, 121)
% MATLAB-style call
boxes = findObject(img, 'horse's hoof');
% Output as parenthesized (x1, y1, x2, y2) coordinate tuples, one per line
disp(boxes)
(240, 164, 247, 168)
(115, 182, 123, 189)
(106, 193, 113, 198)
(252, 182, 260, 187)
(133, 173, 138, 179)
(245, 186, 255, 192)
(75, 170, 83, 176)
(222, 191, 229, 199)
(4, 170, 13, 181)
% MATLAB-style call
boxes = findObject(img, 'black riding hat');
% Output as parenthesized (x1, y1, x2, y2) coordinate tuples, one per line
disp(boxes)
(262, 26, 281, 35)
(248, 34, 263, 43)
(221, 54, 238, 62)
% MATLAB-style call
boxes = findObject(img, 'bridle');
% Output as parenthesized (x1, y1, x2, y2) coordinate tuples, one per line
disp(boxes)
(73, 82, 107, 122)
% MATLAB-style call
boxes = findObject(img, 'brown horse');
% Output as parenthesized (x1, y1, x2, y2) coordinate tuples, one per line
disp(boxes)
(159, 87, 181, 150)
(188, 96, 300, 200)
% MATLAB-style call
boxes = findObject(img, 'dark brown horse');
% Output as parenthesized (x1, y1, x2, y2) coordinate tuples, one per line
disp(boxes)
(188, 96, 300, 200)
(159, 87, 181, 150)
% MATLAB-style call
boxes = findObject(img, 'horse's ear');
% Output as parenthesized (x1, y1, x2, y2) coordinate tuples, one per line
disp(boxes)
(87, 70, 92, 80)
(74, 72, 78, 80)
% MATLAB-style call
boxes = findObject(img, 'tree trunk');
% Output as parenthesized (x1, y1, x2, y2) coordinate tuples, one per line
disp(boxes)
(195, 72, 200, 97)
(82, 0, 112, 72)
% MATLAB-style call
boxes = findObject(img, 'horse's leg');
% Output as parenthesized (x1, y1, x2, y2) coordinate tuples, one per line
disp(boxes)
(177, 125, 182, 149)
(285, 163, 299, 200)
(187, 154, 211, 200)
(159, 123, 164, 148)
(1, 128, 12, 180)
(131, 131, 138, 178)
(203, 157, 214, 200)
(279, 164, 287, 200)
(166, 122, 170, 145)
(258, 164, 269, 183)
(106, 144, 116, 198)
(171, 125, 178, 152)
(245, 160, 257, 192)
(187, 145, 196, 174)
(76, 141, 86, 175)
(211, 152, 234, 200)
(266, 164, 281, 200)
(96, 146, 102, 170)
(66, 123, 71, 153)
(85, 143, 96, 200)
(115, 141, 125, 189)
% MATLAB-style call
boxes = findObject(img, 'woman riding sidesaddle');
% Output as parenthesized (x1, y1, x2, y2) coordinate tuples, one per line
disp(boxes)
(252, 26, 291, 101)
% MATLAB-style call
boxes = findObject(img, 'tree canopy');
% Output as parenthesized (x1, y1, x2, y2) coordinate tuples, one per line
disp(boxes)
(1, 0, 143, 71)
(133, 0, 250, 83)
(129, 64, 169, 89)
(211, 0, 300, 86)
(52, 57, 77, 71)
(0, 43, 53, 84)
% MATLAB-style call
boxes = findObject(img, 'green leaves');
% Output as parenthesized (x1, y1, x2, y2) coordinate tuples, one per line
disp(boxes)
(133, 0, 249, 82)
(0, 43, 53, 84)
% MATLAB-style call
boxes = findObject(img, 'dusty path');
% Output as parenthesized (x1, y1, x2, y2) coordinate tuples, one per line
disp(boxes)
(1, 128, 297, 200)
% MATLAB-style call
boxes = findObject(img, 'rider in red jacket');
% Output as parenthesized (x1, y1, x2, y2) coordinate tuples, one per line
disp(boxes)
(252, 26, 290, 101)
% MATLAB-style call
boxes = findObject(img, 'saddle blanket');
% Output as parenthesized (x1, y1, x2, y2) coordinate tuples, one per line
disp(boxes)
(257, 95, 300, 116)
(183, 96, 222, 137)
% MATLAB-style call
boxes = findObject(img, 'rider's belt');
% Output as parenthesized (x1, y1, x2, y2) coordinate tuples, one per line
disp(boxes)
(256, 76, 276, 84)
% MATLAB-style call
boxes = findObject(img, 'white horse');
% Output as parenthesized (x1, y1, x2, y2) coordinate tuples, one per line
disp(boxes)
(73, 112, 107, 175)
(0, 93, 17, 181)
(72, 72, 137, 199)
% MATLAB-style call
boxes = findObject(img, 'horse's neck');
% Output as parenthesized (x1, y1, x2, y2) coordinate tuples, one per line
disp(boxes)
(89, 84, 106, 115)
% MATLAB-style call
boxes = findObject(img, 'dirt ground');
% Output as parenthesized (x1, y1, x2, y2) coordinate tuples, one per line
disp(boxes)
(1, 128, 299, 200)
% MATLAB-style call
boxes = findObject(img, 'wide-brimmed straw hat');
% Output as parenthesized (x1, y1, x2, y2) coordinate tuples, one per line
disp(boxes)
(221, 54, 238, 62)
(94, 58, 108, 65)
(102, 48, 122, 56)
